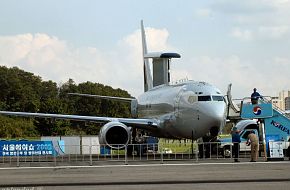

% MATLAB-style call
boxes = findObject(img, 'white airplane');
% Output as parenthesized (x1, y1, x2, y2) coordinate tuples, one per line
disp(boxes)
(0, 21, 227, 149)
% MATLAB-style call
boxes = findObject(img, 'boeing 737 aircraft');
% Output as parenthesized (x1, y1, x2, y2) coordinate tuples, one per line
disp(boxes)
(0, 21, 227, 150)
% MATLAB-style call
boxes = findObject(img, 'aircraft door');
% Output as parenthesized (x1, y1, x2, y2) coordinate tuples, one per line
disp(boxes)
(178, 91, 199, 121)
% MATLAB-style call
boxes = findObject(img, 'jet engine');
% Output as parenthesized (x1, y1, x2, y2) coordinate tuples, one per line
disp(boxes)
(99, 121, 131, 149)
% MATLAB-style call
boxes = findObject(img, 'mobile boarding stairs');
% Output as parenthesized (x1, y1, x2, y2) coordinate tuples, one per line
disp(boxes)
(226, 84, 290, 161)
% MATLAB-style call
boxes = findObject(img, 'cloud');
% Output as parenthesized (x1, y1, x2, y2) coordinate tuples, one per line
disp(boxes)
(211, 0, 275, 15)
(122, 27, 172, 51)
(230, 28, 253, 41)
(0, 33, 70, 78)
(195, 8, 213, 18)
(0, 27, 171, 97)
(258, 25, 290, 39)
(230, 25, 290, 41)
(210, 0, 290, 41)
(0, 26, 288, 100)
(174, 55, 290, 98)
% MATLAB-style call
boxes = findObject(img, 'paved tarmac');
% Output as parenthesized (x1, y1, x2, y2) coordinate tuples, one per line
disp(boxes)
(0, 160, 290, 190)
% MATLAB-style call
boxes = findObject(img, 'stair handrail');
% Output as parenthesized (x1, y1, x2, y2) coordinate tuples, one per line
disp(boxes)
(259, 97, 290, 119)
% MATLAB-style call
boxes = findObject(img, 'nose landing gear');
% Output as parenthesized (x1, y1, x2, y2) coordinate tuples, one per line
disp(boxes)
(198, 126, 221, 158)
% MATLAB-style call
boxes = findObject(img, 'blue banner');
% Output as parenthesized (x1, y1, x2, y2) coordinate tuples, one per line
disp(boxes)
(0, 140, 59, 156)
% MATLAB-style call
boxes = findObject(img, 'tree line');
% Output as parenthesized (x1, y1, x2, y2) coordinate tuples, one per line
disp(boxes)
(0, 66, 132, 138)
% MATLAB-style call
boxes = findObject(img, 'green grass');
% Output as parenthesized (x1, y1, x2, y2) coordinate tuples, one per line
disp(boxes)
(110, 139, 198, 155)
(159, 139, 198, 153)
(218, 134, 231, 139)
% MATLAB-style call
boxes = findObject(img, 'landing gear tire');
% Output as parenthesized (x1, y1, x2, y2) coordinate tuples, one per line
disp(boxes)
(223, 147, 232, 158)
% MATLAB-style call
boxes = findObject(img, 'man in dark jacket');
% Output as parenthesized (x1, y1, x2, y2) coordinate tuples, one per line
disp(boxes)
(231, 127, 241, 162)
(251, 88, 262, 104)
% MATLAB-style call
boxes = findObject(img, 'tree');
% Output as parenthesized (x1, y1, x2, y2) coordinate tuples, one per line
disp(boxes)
(0, 116, 39, 138)
(0, 67, 133, 137)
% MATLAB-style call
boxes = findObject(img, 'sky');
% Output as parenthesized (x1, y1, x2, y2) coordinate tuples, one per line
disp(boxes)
(0, 0, 289, 99)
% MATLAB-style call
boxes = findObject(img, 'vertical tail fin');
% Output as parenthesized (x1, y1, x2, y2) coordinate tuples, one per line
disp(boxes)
(141, 20, 153, 92)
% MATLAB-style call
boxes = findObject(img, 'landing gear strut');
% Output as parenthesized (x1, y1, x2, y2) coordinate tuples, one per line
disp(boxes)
(198, 135, 220, 158)
(126, 128, 137, 156)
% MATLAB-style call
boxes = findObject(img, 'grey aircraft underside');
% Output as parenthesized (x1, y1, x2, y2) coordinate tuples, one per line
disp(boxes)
(0, 21, 228, 149)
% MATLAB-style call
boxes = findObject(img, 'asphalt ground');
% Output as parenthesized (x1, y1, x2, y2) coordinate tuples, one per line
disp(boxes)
(0, 160, 290, 190)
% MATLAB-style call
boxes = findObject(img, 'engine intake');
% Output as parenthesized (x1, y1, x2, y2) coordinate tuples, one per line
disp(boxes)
(99, 121, 131, 149)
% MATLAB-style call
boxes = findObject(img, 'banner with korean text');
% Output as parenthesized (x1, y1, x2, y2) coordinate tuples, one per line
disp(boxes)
(0, 140, 64, 156)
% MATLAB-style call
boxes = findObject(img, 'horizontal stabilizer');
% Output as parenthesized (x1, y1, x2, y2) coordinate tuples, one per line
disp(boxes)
(67, 93, 135, 102)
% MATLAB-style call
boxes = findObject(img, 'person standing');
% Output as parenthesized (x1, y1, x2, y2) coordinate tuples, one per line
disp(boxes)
(231, 127, 241, 162)
(251, 88, 262, 104)
(247, 130, 259, 162)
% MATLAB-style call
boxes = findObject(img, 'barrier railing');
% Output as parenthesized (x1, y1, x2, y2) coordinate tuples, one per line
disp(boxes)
(0, 142, 289, 167)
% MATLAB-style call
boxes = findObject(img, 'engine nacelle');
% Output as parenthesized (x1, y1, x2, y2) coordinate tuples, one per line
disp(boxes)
(99, 121, 131, 149)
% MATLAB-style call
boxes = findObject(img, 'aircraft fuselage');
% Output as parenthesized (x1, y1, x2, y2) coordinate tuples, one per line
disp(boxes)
(137, 80, 227, 140)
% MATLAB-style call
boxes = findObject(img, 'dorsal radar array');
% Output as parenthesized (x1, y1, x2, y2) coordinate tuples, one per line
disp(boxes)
(144, 52, 181, 87)
(141, 20, 181, 91)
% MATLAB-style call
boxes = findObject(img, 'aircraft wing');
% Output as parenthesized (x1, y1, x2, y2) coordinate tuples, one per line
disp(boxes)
(0, 111, 158, 129)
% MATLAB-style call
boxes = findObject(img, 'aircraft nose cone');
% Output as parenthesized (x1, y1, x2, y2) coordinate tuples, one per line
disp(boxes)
(202, 103, 227, 132)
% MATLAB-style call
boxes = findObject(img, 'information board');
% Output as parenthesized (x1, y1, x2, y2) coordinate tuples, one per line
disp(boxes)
(0, 141, 58, 156)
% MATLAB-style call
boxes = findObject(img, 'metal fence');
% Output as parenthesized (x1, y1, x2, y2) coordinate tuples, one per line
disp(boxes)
(0, 142, 289, 167)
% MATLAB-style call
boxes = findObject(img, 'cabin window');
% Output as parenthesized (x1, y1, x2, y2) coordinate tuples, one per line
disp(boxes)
(212, 96, 224, 101)
(242, 131, 251, 140)
(198, 96, 211, 101)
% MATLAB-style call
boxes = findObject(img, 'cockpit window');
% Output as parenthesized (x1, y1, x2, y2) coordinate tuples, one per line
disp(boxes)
(212, 96, 224, 101)
(198, 96, 211, 101)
